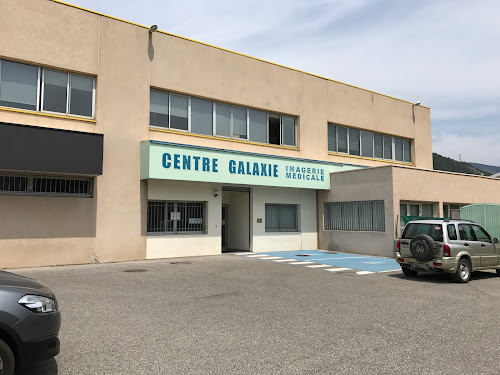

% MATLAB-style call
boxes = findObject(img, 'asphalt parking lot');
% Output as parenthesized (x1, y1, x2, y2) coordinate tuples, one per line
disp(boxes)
(14, 253, 500, 375)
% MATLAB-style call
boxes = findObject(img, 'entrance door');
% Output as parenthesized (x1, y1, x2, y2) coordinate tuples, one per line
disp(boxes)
(221, 204, 228, 251)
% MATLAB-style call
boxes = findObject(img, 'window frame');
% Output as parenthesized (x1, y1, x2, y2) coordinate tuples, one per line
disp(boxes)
(327, 123, 412, 164)
(149, 89, 297, 148)
(265, 203, 299, 232)
(0, 59, 96, 119)
(147, 200, 207, 235)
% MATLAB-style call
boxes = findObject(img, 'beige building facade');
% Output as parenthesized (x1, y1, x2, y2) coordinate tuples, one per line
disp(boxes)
(0, 0, 498, 268)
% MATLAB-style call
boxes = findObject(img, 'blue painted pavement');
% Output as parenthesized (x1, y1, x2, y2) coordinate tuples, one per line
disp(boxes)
(259, 250, 400, 273)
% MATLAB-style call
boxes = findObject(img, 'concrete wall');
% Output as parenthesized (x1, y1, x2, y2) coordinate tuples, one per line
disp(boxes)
(318, 167, 395, 257)
(319, 166, 500, 258)
(0, 0, 433, 267)
(146, 180, 221, 259)
(0, 195, 95, 268)
(252, 187, 317, 251)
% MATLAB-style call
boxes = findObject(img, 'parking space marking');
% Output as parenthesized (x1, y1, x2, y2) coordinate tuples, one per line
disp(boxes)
(325, 268, 352, 272)
(235, 250, 401, 275)
(289, 261, 315, 265)
(306, 264, 331, 268)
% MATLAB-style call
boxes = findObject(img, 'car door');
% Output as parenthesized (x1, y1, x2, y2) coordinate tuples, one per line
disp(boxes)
(457, 224, 480, 268)
(471, 225, 497, 267)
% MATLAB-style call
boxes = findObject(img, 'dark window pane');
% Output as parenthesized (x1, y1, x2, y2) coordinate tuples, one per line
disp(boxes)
(191, 97, 213, 135)
(328, 124, 336, 152)
(0, 60, 38, 110)
(403, 139, 411, 163)
(150, 90, 169, 128)
(215, 103, 231, 137)
(337, 126, 348, 153)
(268, 114, 280, 145)
(349, 128, 360, 156)
(249, 109, 267, 143)
(69, 74, 93, 117)
(360, 130, 374, 157)
(282, 116, 295, 146)
(232, 107, 247, 139)
(383, 135, 393, 160)
(43, 69, 68, 113)
(170, 94, 188, 131)
(374, 133, 383, 158)
(447, 224, 457, 241)
(395, 137, 404, 161)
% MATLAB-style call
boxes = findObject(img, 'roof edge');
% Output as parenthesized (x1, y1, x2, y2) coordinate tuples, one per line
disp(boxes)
(49, 0, 430, 109)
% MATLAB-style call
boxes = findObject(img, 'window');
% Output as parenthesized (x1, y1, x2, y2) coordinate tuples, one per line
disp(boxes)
(149, 89, 297, 147)
(191, 97, 213, 136)
(249, 109, 267, 143)
(147, 201, 206, 234)
(0, 60, 38, 110)
(458, 224, 474, 241)
(0, 59, 95, 118)
(0, 175, 93, 197)
(447, 224, 458, 241)
(400, 202, 435, 228)
(402, 223, 443, 242)
(327, 123, 411, 163)
(471, 225, 491, 243)
(324, 201, 385, 232)
(348, 128, 360, 156)
(265, 204, 298, 232)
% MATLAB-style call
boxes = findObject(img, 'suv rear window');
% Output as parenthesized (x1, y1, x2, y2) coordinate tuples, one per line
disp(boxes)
(402, 223, 443, 242)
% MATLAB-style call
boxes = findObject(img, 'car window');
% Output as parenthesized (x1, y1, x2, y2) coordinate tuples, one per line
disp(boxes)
(402, 223, 443, 242)
(447, 224, 458, 240)
(458, 224, 475, 241)
(471, 225, 491, 243)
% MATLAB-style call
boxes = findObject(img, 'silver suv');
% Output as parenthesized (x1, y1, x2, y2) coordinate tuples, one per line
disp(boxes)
(395, 219, 500, 283)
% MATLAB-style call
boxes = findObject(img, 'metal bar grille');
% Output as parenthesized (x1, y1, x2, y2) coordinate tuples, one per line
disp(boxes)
(325, 201, 385, 232)
(0, 175, 28, 192)
(0, 175, 92, 197)
(147, 201, 205, 234)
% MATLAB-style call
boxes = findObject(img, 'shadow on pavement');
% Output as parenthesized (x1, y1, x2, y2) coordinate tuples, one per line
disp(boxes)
(389, 270, 498, 284)
(18, 358, 58, 375)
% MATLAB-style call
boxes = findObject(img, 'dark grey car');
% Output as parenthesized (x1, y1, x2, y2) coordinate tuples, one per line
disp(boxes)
(0, 271, 61, 375)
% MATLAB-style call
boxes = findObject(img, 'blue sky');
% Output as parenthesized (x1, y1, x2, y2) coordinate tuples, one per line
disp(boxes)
(67, 0, 500, 166)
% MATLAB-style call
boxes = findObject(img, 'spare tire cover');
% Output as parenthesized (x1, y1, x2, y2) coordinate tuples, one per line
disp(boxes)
(410, 234, 437, 262)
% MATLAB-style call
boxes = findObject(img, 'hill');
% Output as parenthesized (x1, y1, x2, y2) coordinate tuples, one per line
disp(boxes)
(433, 153, 491, 176)
(469, 162, 500, 175)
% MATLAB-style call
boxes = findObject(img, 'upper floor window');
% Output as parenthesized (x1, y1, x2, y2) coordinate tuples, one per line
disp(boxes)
(150, 89, 297, 147)
(0, 59, 95, 118)
(328, 123, 412, 163)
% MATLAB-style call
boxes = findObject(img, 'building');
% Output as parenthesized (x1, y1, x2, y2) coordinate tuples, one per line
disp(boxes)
(1, 0, 499, 268)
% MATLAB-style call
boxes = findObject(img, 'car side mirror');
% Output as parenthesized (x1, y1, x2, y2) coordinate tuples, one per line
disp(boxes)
(494, 238, 499, 244)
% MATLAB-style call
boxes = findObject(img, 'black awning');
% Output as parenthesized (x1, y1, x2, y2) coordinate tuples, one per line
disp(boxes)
(0, 122, 103, 176)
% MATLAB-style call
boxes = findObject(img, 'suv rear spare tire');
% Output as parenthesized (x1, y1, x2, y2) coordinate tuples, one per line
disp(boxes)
(410, 234, 437, 262)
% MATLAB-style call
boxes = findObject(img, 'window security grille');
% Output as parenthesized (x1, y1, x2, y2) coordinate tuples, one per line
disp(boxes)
(0, 175, 93, 197)
(324, 201, 385, 232)
(0, 175, 28, 192)
(147, 201, 206, 234)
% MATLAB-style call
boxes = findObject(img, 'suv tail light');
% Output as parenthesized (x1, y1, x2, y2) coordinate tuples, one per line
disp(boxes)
(443, 244, 451, 257)
(396, 241, 400, 251)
